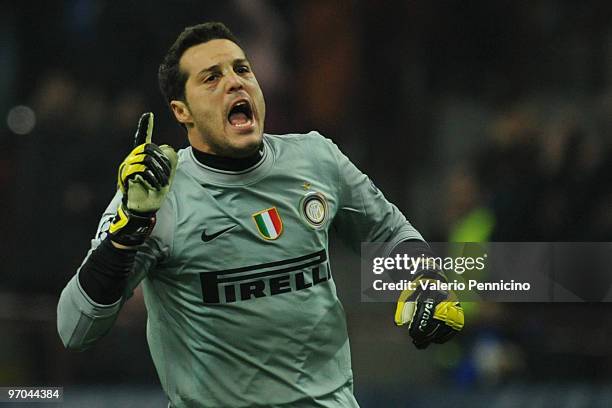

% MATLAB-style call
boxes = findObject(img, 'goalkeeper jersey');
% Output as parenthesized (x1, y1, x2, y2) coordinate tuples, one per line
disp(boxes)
(57, 131, 423, 408)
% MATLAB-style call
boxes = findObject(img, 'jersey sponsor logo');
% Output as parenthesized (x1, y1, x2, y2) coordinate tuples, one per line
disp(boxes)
(199, 249, 330, 303)
(252, 207, 283, 240)
(201, 225, 237, 242)
(300, 192, 328, 228)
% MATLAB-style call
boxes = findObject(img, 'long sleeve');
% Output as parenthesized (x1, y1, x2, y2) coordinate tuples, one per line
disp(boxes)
(326, 136, 423, 253)
(57, 190, 176, 350)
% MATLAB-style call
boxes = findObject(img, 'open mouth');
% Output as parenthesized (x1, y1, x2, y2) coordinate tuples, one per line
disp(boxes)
(227, 99, 254, 128)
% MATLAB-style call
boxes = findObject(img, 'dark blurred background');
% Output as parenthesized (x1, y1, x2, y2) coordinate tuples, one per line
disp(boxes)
(1, 0, 612, 407)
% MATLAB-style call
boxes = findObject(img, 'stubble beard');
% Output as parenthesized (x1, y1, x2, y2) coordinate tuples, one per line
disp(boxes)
(193, 117, 263, 158)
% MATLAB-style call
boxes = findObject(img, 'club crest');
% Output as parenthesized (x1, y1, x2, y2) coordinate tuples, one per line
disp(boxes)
(300, 192, 328, 228)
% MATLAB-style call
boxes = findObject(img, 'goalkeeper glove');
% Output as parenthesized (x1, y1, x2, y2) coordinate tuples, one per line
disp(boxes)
(108, 112, 178, 247)
(394, 271, 464, 349)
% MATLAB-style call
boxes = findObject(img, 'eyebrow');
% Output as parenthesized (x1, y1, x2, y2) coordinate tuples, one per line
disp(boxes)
(196, 58, 250, 79)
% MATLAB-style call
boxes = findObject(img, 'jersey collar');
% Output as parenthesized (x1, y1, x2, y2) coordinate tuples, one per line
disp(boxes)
(181, 135, 275, 186)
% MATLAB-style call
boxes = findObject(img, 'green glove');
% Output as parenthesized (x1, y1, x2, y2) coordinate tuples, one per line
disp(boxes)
(108, 112, 178, 247)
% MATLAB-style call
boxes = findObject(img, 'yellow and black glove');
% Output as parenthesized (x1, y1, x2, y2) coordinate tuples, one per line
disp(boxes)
(108, 112, 178, 247)
(395, 271, 464, 349)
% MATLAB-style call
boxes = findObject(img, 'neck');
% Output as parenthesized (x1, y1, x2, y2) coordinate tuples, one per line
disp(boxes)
(191, 144, 264, 172)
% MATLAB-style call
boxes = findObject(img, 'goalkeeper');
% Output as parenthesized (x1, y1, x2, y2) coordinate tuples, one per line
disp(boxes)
(57, 22, 463, 408)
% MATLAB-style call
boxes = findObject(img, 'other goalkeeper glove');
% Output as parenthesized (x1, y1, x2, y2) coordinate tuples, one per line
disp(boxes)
(108, 112, 178, 247)
(394, 271, 464, 349)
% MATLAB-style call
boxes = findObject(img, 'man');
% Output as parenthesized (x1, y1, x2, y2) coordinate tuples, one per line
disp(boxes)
(57, 22, 463, 408)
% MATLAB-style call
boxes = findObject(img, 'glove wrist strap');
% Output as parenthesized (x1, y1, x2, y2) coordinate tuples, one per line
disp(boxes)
(108, 204, 156, 247)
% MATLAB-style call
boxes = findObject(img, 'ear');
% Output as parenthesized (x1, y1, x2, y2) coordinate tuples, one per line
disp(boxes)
(170, 100, 193, 127)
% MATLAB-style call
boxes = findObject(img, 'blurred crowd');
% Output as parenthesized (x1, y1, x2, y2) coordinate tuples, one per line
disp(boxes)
(1, 0, 612, 394)
(444, 96, 612, 242)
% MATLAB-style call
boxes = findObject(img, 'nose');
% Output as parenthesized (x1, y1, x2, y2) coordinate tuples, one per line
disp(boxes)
(225, 71, 243, 93)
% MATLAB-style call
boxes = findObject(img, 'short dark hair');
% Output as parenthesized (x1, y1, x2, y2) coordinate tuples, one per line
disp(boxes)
(158, 22, 240, 105)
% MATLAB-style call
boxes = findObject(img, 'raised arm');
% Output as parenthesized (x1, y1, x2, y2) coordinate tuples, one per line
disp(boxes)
(57, 113, 177, 350)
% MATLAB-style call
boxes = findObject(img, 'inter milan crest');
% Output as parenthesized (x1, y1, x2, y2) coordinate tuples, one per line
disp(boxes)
(252, 207, 283, 240)
(300, 192, 328, 228)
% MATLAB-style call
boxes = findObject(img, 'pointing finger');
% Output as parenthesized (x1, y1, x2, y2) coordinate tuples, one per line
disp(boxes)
(133, 112, 154, 147)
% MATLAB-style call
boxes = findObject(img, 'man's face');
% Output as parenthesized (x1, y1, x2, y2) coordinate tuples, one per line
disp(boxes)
(172, 39, 266, 157)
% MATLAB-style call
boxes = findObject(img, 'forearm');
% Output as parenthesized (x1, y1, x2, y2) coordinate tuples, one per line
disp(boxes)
(57, 273, 123, 350)
(78, 237, 138, 305)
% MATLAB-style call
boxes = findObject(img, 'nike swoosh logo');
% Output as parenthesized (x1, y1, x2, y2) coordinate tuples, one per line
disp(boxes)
(201, 225, 237, 242)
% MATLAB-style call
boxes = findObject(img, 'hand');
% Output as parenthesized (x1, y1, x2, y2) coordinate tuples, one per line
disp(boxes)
(108, 112, 178, 247)
(394, 274, 464, 349)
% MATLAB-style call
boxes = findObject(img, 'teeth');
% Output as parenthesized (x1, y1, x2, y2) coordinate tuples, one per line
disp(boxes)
(228, 100, 254, 126)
